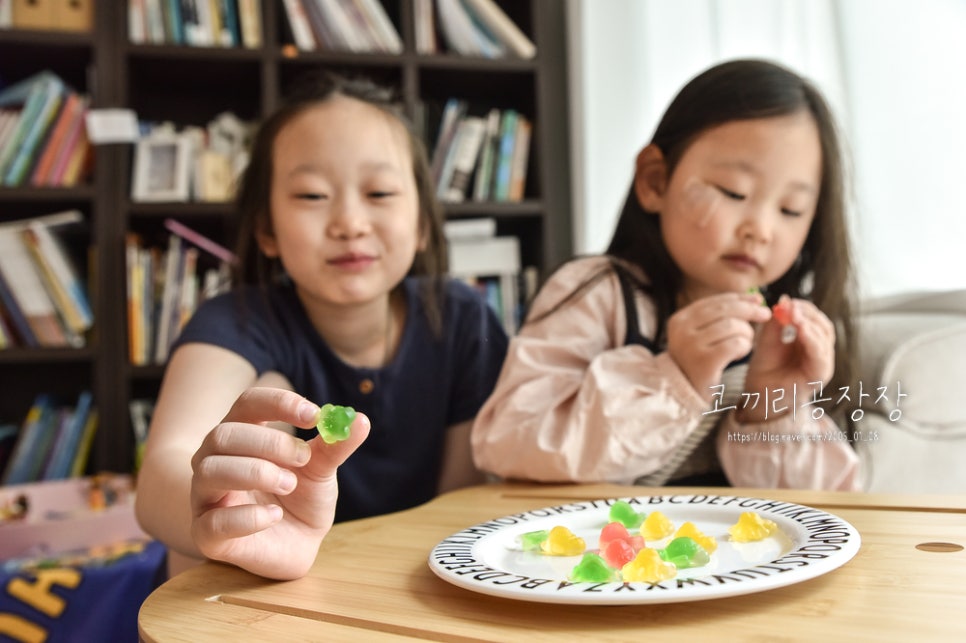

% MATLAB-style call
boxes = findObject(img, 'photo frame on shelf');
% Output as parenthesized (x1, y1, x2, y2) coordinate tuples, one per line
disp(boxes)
(131, 134, 192, 202)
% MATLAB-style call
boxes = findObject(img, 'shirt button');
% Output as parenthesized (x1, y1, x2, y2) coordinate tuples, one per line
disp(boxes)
(359, 378, 374, 394)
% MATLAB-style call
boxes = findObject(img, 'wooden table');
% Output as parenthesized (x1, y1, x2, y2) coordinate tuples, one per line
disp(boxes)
(138, 483, 966, 641)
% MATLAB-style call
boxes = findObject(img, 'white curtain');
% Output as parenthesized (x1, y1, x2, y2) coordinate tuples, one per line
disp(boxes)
(567, 0, 966, 298)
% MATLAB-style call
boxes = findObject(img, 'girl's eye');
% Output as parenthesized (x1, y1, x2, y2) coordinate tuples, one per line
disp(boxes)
(781, 207, 803, 217)
(296, 192, 327, 201)
(715, 185, 745, 201)
(368, 190, 396, 199)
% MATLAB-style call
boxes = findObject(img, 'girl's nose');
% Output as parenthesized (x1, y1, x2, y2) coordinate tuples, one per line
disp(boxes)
(327, 195, 371, 239)
(738, 206, 773, 243)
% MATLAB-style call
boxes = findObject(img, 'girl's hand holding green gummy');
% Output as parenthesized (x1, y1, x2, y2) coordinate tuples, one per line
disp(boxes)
(316, 404, 356, 444)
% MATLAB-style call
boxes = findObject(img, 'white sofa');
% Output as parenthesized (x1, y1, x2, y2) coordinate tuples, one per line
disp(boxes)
(854, 289, 966, 493)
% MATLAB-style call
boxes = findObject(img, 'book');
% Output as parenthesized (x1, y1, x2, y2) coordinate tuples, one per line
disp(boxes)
(430, 98, 467, 186)
(300, 0, 337, 49)
(21, 218, 94, 336)
(447, 235, 520, 278)
(448, 235, 521, 335)
(153, 233, 183, 363)
(507, 115, 531, 201)
(46, 97, 88, 186)
(163, 217, 238, 264)
(443, 217, 496, 240)
(143, 0, 167, 44)
(42, 390, 94, 480)
(57, 122, 91, 186)
(461, 0, 536, 59)
(414, 0, 437, 53)
(1, 394, 57, 485)
(0, 224, 71, 347)
(29, 91, 82, 186)
(216, 0, 241, 46)
(237, 0, 263, 48)
(353, 0, 403, 53)
(161, 0, 186, 44)
(69, 408, 98, 477)
(0, 267, 39, 347)
(280, 0, 317, 50)
(492, 108, 518, 201)
(319, 0, 367, 52)
(435, 0, 503, 57)
(0, 425, 18, 478)
(472, 107, 501, 201)
(440, 115, 486, 202)
(0, 71, 63, 181)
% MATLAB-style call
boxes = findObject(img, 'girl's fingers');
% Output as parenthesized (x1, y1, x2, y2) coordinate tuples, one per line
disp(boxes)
(192, 453, 299, 498)
(193, 503, 284, 551)
(303, 413, 371, 479)
(192, 422, 312, 470)
(223, 387, 321, 429)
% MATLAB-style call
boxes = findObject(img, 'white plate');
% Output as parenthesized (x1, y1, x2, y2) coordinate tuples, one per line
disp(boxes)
(428, 493, 861, 605)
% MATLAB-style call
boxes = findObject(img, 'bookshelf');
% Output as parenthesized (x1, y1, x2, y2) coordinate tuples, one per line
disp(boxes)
(0, 0, 572, 479)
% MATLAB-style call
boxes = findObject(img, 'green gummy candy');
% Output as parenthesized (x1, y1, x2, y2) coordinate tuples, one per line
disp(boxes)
(517, 529, 550, 551)
(608, 500, 645, 528)
(659, 536, 710, 569)
(570, 553, 618, 583)
(316, 404, 356, 444)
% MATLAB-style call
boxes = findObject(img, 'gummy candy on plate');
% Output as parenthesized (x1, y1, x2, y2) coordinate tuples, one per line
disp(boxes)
(608, 500, 646, 528)
(621, 548, 677, 584)
(728, 511, 778, 542)
(316, 404, 356, 444)
(673, 521, 717, 553)
(659, 537, 710, 569)
(640, 511, 675, 540)
(570, 553, 620, 583)
(516, 529, 550, 552)
(541, 526, 586, 556)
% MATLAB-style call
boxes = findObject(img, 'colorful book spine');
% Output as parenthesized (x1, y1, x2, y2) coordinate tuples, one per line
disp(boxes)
(29, 91, 81, 186)
(492, 109, 518, 201)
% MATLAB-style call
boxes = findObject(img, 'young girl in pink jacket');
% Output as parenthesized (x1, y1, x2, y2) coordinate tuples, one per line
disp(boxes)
(472, 59, 860, 490)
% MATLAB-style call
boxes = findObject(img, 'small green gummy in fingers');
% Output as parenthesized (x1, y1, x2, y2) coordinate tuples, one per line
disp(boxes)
(316, 404, 356, 444)
(747, 286, 767, 306)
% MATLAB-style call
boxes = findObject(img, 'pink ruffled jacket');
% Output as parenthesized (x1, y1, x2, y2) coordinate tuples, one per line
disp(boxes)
(471, 257, 860, 490)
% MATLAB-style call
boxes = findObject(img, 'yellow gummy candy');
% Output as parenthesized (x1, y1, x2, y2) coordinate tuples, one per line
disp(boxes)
(640, 511, 675, 541)
(674, 521, 718, 554)
(621, 548, 677, 583)
(540, 525, 586, 556)
(728, 511, 778, 542)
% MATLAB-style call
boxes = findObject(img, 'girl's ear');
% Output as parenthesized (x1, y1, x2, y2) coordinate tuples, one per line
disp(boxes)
(633, 144, 668, 212)
(255, 218, 280, 258)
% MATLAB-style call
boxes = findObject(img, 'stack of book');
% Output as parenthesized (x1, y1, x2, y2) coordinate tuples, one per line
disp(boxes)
(280, 0, 402, 52)
(431, 0, 536, 59)
(444, 217, 537, 335)
(0, 210, 94, 349)
(125, 218, 234, 366)
(431, 98, 531, 203)
(0, 71, 92, 188)
(0, 391, 98, 485)
(128, 0, 264, 48)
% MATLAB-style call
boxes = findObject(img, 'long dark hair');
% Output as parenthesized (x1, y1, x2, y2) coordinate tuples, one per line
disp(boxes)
(232, 71, 448, 333)
(538, 59, 856, 397)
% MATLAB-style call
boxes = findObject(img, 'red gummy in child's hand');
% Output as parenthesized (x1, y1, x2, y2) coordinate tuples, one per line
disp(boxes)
(772, 301, 793, 325)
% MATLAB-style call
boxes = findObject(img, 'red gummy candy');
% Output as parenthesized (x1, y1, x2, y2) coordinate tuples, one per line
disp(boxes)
(772, 301, 793, 325)
(602, 539, 637, 569)
(599, 522, 631, 550)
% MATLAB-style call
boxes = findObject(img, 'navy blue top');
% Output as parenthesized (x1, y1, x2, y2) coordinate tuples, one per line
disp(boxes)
(172, 277, 509, 522)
